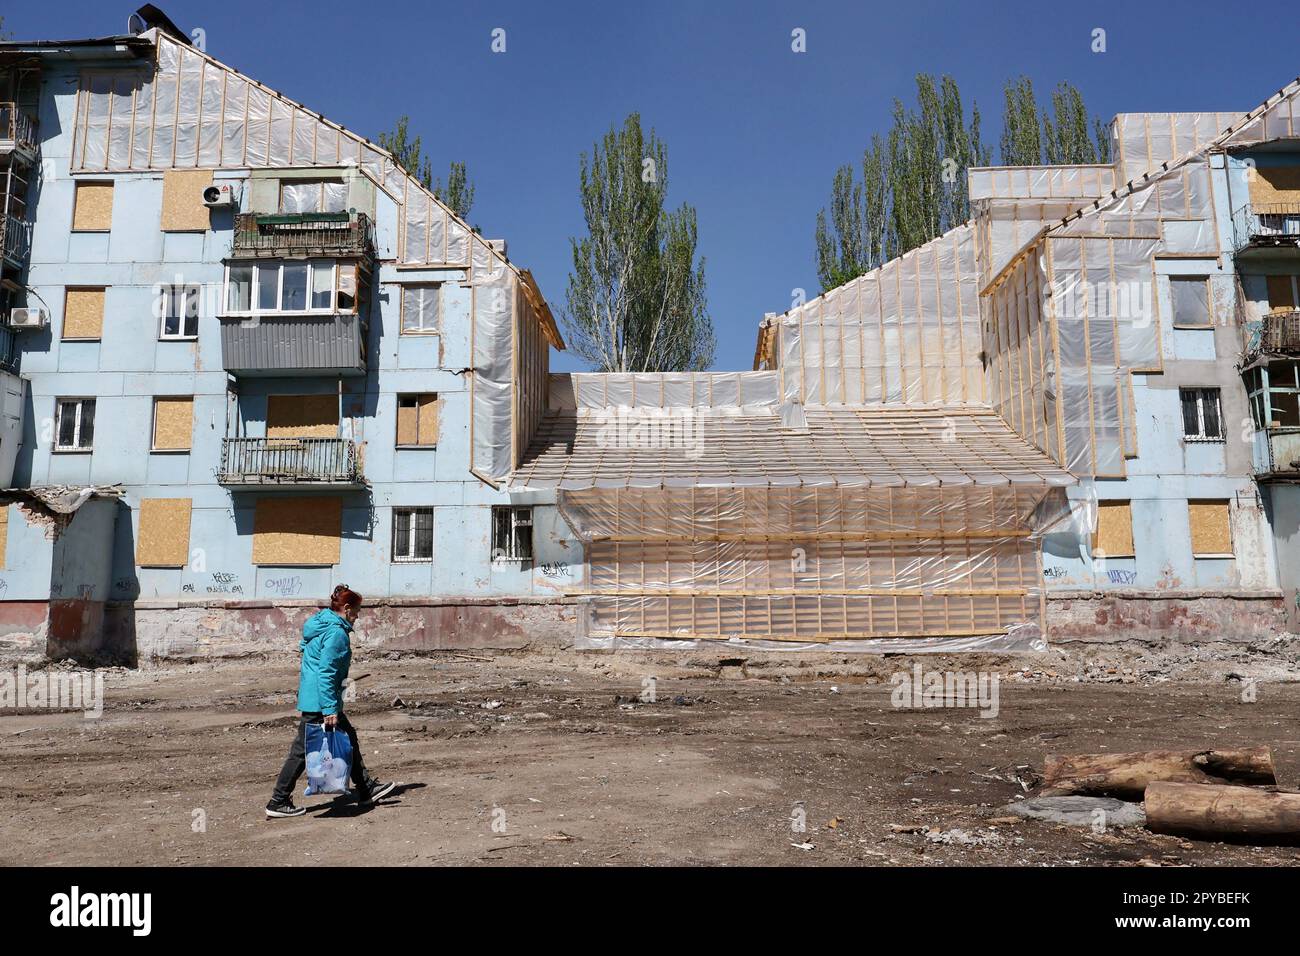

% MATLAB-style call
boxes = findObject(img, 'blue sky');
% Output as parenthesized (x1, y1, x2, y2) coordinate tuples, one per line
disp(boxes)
(8, 1, 1299, 372)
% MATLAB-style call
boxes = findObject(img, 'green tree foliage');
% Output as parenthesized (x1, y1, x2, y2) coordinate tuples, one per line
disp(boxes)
(433, 161, 475, 221)
(1001, 78, 1111, 166)
(815, 74, 989, 291)
(377, 116, 475, 219)
(563, 113, 714, 372)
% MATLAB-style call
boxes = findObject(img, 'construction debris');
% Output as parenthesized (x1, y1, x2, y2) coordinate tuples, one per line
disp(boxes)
(1039, 747, 1277, 799)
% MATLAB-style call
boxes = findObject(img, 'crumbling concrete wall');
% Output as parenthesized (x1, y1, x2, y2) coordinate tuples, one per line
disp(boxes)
(1046, 592, 1287, 644)
(97, 597, 578, 663)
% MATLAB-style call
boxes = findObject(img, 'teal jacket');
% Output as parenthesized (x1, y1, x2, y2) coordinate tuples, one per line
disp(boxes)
(297, 608, 352, 715)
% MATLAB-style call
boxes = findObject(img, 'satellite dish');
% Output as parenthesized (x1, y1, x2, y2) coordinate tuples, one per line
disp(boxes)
(127, 12, 147, 34)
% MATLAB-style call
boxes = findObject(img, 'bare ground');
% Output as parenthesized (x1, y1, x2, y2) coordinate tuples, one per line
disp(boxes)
(2, 640, 1300, 867)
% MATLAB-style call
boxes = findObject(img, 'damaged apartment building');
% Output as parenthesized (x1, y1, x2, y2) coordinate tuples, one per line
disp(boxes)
(0, 8, 1299, 660)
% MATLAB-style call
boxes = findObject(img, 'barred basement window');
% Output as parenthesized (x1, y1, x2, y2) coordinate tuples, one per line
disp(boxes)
(491, 506, 533, 563)
(1180, 387, 1223, 441)
(392, 508, 434, 562)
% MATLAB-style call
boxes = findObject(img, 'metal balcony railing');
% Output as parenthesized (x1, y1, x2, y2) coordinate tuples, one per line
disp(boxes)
(231, 212, 373, 259)
(217, 437, 363, 486)
(1254, 426, 1300, 478)
(2, 214, 31, 267)
(0, 102, 38, 156)
(1232, 203, 1300, 253)
(0, 326, 16, 374)
(1257, 309, 1300, 353)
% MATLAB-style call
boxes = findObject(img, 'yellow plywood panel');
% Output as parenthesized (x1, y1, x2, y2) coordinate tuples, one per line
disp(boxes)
(153, 397, 194, 450)
(72, 181, 114, 231)
(1189, 500, 1232, 556)
(267, 394, 338, 438)
(418, 394, 440, 445)
(63, 288, 105, 340)
(1267, 275, 1296, 312)
(1094, 501, 1134, 557)
(252, 497, 342, 566)
(1250, 166, 1300, 207)
(397, 398, 418, 446)
(161, 169, 215, 231)
(0, 506, 7, 570)
(137, 498, 192, 568)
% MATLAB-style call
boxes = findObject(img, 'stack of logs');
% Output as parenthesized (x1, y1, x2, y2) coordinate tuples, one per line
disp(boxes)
(1039, 747, 1299, 844)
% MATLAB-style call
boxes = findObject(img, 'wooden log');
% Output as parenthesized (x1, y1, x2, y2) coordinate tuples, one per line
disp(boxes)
(1040, 747, 1276, 799)
(1145, 781, 1300, 844)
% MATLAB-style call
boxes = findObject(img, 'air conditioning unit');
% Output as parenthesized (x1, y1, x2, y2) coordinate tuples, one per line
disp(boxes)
(6, 307, 47, 330)
(202, 183, 239, 208)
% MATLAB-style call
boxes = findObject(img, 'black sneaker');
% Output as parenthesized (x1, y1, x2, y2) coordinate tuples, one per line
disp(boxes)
(265, 800, 307, 818)
(358, 779, 397, 805)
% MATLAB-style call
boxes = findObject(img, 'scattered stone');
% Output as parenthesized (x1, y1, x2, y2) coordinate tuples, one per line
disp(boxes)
(999, 795, 1146, 828)
(391, 696, 406, 708)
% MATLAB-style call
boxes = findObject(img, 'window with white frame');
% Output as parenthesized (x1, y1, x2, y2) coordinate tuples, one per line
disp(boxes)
(158, 283, 200, 339)
(279, 179, 348, 214)
(224, 260, 358, 315)
(401, 285, 440, 334)
(491, 506, 533, 563)
(1180, 387, 1223, 441)
(55, 398, 96, 451)
(392, 507, 434, 562)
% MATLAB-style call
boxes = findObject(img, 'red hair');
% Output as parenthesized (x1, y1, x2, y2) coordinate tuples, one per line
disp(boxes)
(330, 584, 362, 612)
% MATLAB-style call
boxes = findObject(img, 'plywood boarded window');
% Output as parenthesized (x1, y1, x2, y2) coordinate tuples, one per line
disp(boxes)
(252, 496, 342, 566)
(396, 393, 439, 446)
(63, 288, 105, 340)
(0, 505, 7, 569)
(1267, 275, 1298, 313)
(137, 498, 192, 568)
(161, 169, 214, 232)
(1189, 499, 1233, 557)
(1093, 501, 1134, 557)
(1249, 166, 1300, 207)
(152, 397, 194, 451)
(72, 181, 113, 231)
(266, 394, 338, 438)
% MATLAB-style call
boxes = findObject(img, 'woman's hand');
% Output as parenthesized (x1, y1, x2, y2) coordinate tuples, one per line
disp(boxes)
(323, 714, 338, 729)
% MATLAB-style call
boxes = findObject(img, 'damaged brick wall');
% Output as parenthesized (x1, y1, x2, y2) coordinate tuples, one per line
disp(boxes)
(1046, 592, 1288, 644)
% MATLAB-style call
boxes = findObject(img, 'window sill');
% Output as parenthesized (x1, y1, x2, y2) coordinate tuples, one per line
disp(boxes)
(395, 444, 437, 450)
(1193, 553, 1235, 560)
(1183, 437, 1226, 444)
(52, 448, 93, 454)
(149, 448, 192, 455)
(60, 338, 102, 343)
(158, 336, 199, 343)
(392, 558, 433, 564)
(399, 330, 441, 337)
(1171, 324, 1214, 330)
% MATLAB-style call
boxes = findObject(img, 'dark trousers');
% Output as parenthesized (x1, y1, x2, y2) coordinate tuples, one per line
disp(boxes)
(270, 712, 370, 805)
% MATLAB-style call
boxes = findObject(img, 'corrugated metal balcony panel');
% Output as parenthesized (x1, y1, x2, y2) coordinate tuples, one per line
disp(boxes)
(219, 313, 366, 375)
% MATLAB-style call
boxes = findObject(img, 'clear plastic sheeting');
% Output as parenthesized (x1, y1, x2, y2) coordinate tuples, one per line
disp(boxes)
(470, 257, 515, 481)
(511, 408, 1075, 491)
(969, 164, 1116, 202)
(561, 484, 1068, 647)
(555, 371, 780, 410)
(1113, 112, 1241, 183)
(773, 223, 984, 406)
(577, 628, 1045, 654)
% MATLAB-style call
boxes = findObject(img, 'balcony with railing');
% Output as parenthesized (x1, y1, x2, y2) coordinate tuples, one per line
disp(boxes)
(2, 213, 30, 269)
(1252, 427, 1300, 480)
(217, 437, 364, 488)
(1232, 203, 1300, 255)
(0, 102, 39, 161)
(0, 325, 16, 374)
(230, 212, 374, 260)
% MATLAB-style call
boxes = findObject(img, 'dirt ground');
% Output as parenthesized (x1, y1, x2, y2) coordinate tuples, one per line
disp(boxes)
(2, 640, 1300, 867)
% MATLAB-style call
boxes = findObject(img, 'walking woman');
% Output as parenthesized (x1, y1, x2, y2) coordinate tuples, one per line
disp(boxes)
(266, 584, 396, 818)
